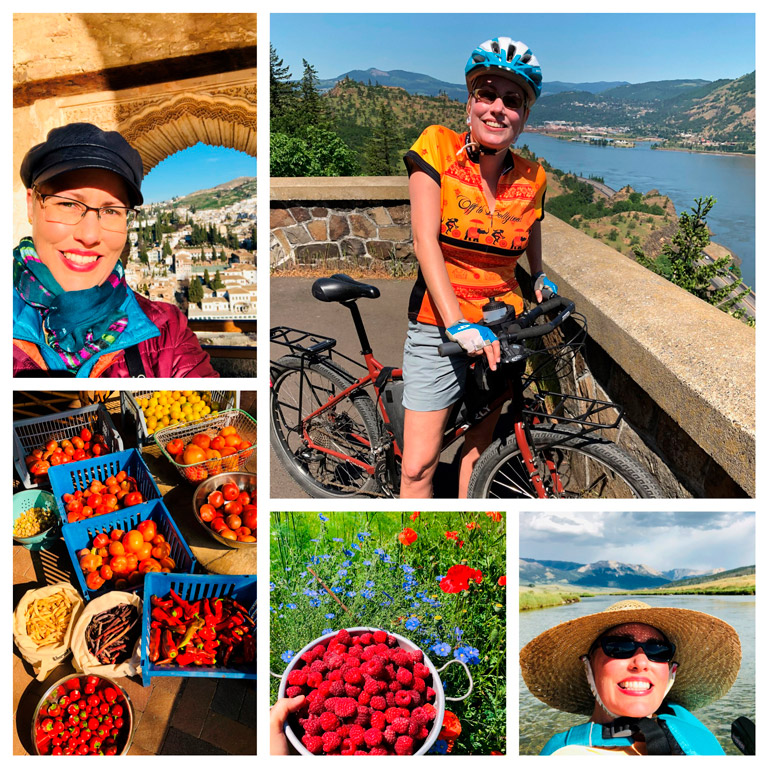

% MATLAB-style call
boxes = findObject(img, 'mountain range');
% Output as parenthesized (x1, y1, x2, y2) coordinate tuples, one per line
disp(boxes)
(518, 557, 734, 590)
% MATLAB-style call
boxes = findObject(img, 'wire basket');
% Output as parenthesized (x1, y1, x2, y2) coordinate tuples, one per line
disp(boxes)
(140, 572, 256, 686)
(523, 309, 588, 388)
(120, 390, 238, 447)
(62, 499, 197, 602)
(13, 404, 123, 490)
(153, 409, 257, 485)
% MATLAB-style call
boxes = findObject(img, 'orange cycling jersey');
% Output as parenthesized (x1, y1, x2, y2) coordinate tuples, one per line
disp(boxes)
(404, 124, 546, 326)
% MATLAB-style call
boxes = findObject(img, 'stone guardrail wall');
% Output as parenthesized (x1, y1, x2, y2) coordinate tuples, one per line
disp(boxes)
(271, 177, 755, 497)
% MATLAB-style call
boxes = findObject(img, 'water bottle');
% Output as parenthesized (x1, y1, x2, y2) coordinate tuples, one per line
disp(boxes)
(482, 298, 510, 325)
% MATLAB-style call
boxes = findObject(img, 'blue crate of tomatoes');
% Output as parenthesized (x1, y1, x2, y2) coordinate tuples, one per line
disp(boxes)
(141, 572, 256, 686)
(49, 448, 161, 525)
(62, 498, 197, 602)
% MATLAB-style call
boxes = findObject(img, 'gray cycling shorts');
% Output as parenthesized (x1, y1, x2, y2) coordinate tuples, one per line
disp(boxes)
(402, 321, 473, 412)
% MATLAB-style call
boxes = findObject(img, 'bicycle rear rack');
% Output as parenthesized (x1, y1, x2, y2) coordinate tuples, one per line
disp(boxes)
(524, 390, 624, 435)
(270, 326, 368, 372)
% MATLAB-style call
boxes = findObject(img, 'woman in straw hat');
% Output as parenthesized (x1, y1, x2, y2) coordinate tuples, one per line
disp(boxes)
(519, 599, 741, 755)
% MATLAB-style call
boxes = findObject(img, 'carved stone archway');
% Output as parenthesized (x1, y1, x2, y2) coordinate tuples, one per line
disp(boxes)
(13, 13, 256, 241)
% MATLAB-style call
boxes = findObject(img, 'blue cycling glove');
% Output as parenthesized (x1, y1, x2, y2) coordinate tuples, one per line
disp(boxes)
(446, 320, 498, 353)
(532, 271, 558, 298)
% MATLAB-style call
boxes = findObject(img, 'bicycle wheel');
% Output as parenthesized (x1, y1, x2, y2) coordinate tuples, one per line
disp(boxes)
(270, 355, 382, 498)
(467, 426, 663, 499)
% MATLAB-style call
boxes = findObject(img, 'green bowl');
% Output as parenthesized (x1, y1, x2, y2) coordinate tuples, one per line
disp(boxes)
(13, 490, 60, 550)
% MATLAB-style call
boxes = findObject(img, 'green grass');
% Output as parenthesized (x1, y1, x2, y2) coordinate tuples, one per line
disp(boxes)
(519, 591, 581, 611)
(270, 511, 506, 754)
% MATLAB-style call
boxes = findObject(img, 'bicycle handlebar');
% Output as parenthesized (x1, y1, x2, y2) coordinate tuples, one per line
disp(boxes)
(438, 295, 575, 357)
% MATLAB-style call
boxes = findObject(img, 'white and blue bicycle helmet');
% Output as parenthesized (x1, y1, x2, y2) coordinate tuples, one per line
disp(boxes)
(465, 37, 542, 105)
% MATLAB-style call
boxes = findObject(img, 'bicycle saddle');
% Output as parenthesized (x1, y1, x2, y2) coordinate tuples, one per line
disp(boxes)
(312, 273, 381, 303)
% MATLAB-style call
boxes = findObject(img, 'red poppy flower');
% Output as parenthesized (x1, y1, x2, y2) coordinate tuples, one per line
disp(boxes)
(497, 575, 507, 587)
(466, 522, 478, 530)
(410, 511, 420, 520)
(445, 531, 458, 540)
(398, 527, 418, 546)
(485, 511, 502, 522)
(438, 710, 462, 740)
(440, 564, 483, 593)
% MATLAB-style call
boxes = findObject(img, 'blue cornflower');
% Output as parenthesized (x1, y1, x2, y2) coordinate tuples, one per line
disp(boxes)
(344, 549, 353, 557)
(347, 591, 357, 597)
(358, 532, 371, 541)
(325, 613, 336, 619)
(337, 568, 348, 577)
(363, 560, 373, 566)
(269, 582, 276, 591)
(332, 537, 343, 542)
(303, 588, 319, 596)
(454, 645, 480, 665)
(454, 627, 464, 640)
(365, 580, 375, 588)
(361, 589, 374, 599)
(285, 566, 291, 571)
(429, 739, 449, 755)
(310, 538, 320, 543)
(342, 560, 351, 567)
(401, 564, 415, 574)
(319, 513, 329, 522)
(352, 542, 361, 550)
(309, 598, 321, 607)
(286, 603, 297, 609)
(332, 586, 343, 594)
(405, 617, 420, 630)
(321, 628, 334, 635)
(281, 650, 295, 663)
(374, 547, 385, 556)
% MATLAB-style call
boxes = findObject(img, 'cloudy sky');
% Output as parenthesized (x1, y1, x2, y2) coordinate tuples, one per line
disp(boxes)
(519, 511, 754, 572)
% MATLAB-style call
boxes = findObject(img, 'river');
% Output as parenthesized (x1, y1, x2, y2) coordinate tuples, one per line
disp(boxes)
(519, 132, 756, 288)
(519, 594, 755, 755)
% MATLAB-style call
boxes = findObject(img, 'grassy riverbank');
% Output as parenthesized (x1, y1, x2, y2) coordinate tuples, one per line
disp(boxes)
(519, 590, 583, 611)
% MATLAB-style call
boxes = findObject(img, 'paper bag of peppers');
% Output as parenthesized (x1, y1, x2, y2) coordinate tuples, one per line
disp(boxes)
(148, 590, 255, 668)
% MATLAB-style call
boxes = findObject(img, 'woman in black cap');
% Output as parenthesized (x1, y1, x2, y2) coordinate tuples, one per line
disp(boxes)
(14, 122, 218, 377)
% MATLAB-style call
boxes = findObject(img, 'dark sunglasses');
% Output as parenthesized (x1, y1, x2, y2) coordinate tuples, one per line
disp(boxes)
(472, 86, 526, 111)
(597, 635, 676, 663)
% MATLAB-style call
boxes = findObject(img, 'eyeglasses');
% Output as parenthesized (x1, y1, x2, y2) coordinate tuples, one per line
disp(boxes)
(472, 86, 526, 111)
(34, 189, 137, 232)
(597, 636, 676, 663)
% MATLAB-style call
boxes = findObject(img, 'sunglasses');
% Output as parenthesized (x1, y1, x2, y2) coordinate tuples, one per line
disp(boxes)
(597, 635, 676, 663)
(472, 86, 526, 111)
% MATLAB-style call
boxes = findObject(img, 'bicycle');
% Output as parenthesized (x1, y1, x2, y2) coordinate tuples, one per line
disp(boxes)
(270, 273, 663, 499)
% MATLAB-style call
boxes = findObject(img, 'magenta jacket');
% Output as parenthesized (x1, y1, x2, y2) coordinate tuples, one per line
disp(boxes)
(13, 293, 219, 378)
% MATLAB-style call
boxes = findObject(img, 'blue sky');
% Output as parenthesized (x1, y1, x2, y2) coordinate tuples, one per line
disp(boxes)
(141, 143, 257, 204)
(271, 13, 755, 85)
(519, 511, 755, 572)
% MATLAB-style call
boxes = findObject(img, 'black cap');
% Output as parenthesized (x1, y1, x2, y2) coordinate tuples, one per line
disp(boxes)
(20, 122, 144, 206)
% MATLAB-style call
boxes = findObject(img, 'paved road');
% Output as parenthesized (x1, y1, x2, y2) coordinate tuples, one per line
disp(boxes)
(269, 276, 464, 499)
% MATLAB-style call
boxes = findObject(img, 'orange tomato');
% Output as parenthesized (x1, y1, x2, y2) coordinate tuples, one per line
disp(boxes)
(86, 571, 105, 591)
(125, 553, 139, 572)
(139, 558, 162, 574)
(137, 520, 157, 542)
(124, 530, 145, 554)
(220, 529, 237, 540)
(210, 436, 226, 451)
(136, 542, 153, 561)
(181, 444, 206, 465)
(238, 535, 256, 543)
(191, 433, 211, 450)
(80, 553, 99, 573)
(219, 426, 236, 437)
(108, 540, 125, 557)
(224, 434, 242, 449)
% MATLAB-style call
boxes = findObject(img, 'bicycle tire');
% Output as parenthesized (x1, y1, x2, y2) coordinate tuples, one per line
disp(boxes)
(467, 426, 664, 499)
(270, 355, 382, 498)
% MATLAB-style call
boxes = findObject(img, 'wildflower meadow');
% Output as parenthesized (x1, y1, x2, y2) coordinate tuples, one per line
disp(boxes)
(270, 511, 506, 754)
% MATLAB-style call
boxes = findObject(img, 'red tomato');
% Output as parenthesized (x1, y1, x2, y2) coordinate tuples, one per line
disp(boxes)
(110, 555, 128, 574)
(137, 520, 157, 542)
(72, 436, 84, 450)
(207, 491, 224, 509)
(225, 514, 242, 531)
(211, 518, 228, 533)
(110, 529, 125, 541)
(86, 572, 105, 590)
(210, 435, 226, 451)
(222, 483, 240, 501)
(242, 506, 257, 530)
(191, 433, 211, 450)
(136, 542, 153, 561)
(91, 444, 105, 457)
(224, 500, 242, 517)
(220, 529, 237, 540)
(67, 499, 84, 514)
(93, 533, 110, 548)
(125, 553, 139, 572)
(99, 564, 114, 581)
(237, 491, 251, 506)
(199, 504, 216, 523)
(108, 541, 125, 557)
(167, 438, 185, 457)
(80, 428, 92, 442)
(139, 558, 161, 574)
(151, 534, 166, 546)
(124, 492, 144, 507)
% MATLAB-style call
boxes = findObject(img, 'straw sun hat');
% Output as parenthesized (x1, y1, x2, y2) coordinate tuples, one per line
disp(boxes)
(520, 600, 741, 715)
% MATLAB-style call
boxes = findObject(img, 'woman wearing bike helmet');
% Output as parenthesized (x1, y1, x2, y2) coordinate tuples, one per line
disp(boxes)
(401, 37, 556, 497)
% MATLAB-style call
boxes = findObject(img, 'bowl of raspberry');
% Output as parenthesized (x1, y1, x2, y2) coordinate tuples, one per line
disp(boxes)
(278, 626, 469, 755)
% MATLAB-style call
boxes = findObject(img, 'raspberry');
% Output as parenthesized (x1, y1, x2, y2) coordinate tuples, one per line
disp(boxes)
(373, 630, 387, 643)
(354, 705, 371, 728)
(363, 728, 383, 747)
(392, 650, 412, 668)
(334, 698, 358, 718)
(409, 690, 423, 706)
(337, 724, 351, 738)
(388, 680, 403, 692)
(361, 646, 376, 661)
(408, 719, 421, 737)
(369, 747, 388, 755)
(396, 667, 413, 686)
(348, 645, 364, 658)
(304, 717, 323, 736)
(409, 649, 423, 664)
(327, 654, 345, 670)
(360, 632, 373, 645)
(340, 739, 356, 756)
(319, 712, 340, 731)
(349, 724, 366, 745)
(395, 735, 415, 755)
(287, 669, 308, 686)
(322, 731, 342, 753)
(286, 685, 303, 698)
(384, 707, 401, 724)
(362, 658, 385, 678)
(413, 676, 426, 692)
(328, 669, 342, 682)
(370, 695, 386, 711)
(329, 680, 346, 697)
(422, 703, 437, 720)
(358, 691, 372, 706)
(426, 686, 436, 702)
(306, 671, 323, 688)
(310, 659, 329, 674)
(364, 678, 382, 695)
(318, 680, 332, 696)
(337, 628, 352, 645)
(324, 697, 339, 713)
(344, 668, 363, 684)
(385, 692, 396, 707)
(376, 643, 390, 657)
(413, 662, 430, 679)
(370, 711, 386, 730)
(386, 634, 398, 648)
(395, 690, 412, 707)
(411, 710, 428, 727)
(309, 697, 327, 715)
(385, 663, 397, 681)
(345, 684, 362, 698)
(391, 717, 410, 735)
(300, 649, 317, 663)
(383, 726, 398, 746)
(301, 735, 323, 754)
